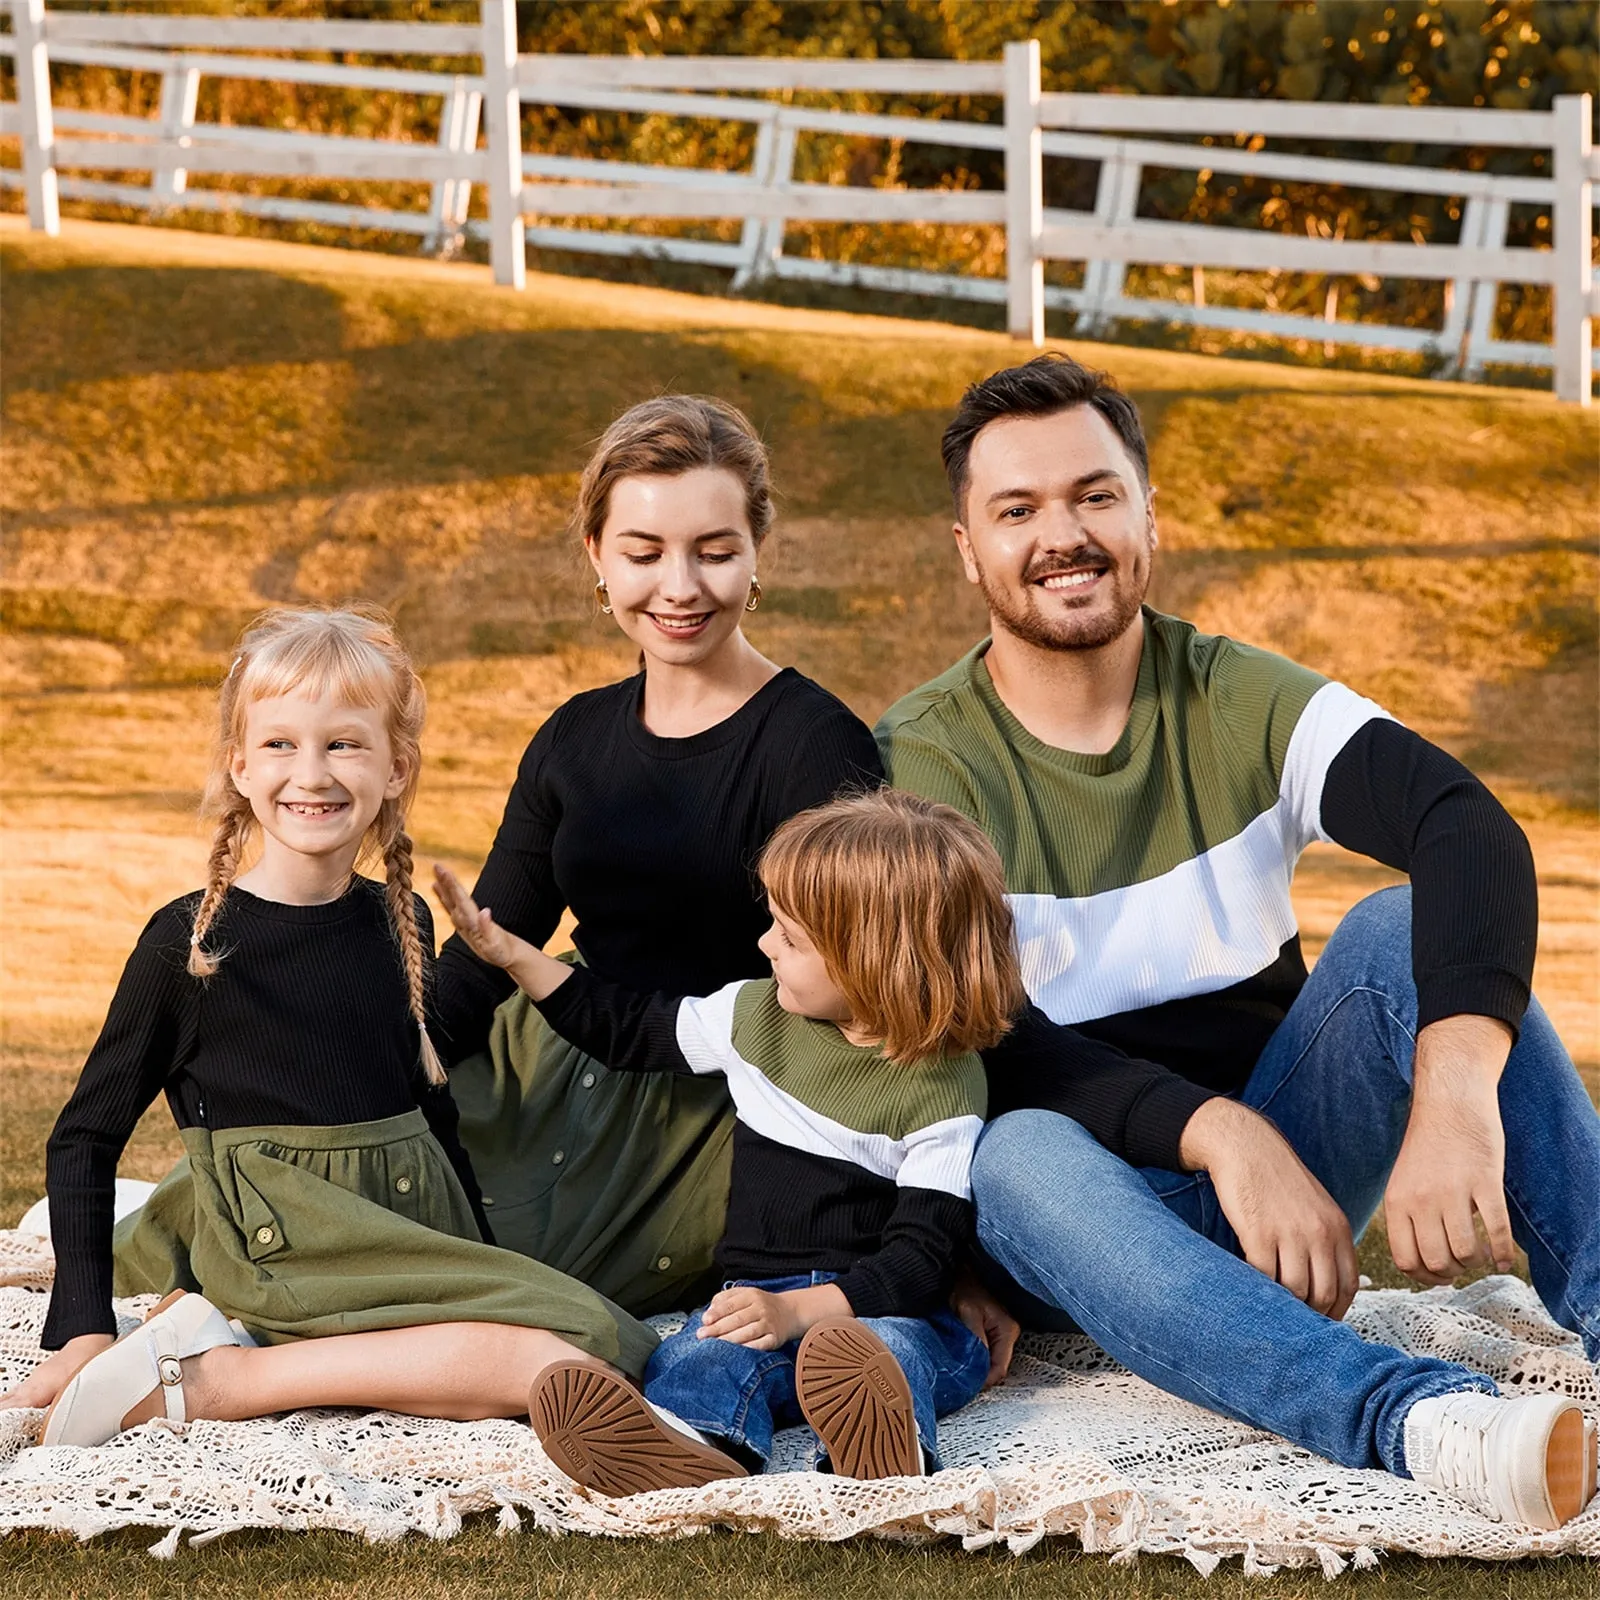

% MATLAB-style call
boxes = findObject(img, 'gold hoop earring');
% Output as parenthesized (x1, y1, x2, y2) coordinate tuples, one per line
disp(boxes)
(595, 579, 612, 615)
(745, 578, 762, 613)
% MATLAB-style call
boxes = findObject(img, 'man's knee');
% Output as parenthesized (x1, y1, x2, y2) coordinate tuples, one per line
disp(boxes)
(1317, 885, 1417, 1004)
(1332, 884, 1412, 950)
(972, 1109, 1104, 1211)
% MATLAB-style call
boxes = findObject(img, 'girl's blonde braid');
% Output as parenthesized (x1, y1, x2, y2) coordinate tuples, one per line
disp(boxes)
(187, 803, 249, 978)
(382, 815, 445, 1086)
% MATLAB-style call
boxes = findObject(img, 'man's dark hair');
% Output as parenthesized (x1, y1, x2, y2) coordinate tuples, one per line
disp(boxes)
(941, 353, 1150, 519)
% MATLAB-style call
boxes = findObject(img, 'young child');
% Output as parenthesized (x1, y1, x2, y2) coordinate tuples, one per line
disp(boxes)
(436, 787, 1026, 1493)
(8, 607, 657, 1446)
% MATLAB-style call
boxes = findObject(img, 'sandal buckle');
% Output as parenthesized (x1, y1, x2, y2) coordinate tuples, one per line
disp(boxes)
(157, 1354, 183, 1387)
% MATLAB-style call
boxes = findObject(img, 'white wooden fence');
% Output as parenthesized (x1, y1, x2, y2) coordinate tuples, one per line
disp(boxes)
(2, 2, 1594, 401)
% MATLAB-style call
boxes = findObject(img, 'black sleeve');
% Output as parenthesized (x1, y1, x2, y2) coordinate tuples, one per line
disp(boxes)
(767, 695, 884, 820)
(409, 899, 494, 1243)
(431, 716, 569, 1066)
(415, 1081, 495, 1245)
(533, 965, 695, 1077)
(1320, 719, 1536, 1037)
(42, 913, 194, 1348)
(981, 1004, 1217, 1172)
(832, 1189, 974, 1319)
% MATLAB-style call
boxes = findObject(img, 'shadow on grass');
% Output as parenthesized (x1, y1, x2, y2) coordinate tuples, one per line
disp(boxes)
(5, 258, 1571, 532)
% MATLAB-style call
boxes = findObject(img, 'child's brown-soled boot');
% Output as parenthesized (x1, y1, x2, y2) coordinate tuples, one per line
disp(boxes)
(795, 1318, 923, 1479)
(529, 1361, 748, 1497)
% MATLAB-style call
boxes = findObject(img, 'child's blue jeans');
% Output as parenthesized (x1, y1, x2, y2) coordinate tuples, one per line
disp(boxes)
(643, 1271, 989, 1472)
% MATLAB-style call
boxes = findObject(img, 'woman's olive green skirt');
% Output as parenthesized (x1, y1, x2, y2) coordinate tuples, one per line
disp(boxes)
(115, 1107, 659, 1378)
(116, 993, 736, 1339)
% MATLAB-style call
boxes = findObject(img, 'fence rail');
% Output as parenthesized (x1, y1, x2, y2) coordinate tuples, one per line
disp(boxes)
(1, 0, 1593, 400)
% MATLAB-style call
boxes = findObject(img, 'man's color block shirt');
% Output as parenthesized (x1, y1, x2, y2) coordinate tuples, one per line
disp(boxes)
(879, 609, 1536, 1093)
(538, 971, 985, 1317)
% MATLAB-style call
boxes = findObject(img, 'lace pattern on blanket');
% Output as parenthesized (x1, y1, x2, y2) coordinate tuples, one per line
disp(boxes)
(2, 1230, 1595, 1571)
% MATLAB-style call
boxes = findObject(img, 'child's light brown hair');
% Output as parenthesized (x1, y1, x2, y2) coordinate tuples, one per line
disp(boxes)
(758, 788, 1025, 1064)
(188, 606, 444, 1085)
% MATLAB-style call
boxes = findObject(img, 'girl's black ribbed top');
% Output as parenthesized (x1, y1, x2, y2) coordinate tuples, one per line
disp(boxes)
(42, 880, 478, 1348)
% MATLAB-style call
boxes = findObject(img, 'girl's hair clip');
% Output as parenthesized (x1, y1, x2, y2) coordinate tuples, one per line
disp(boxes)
(226, 654, 244, 679)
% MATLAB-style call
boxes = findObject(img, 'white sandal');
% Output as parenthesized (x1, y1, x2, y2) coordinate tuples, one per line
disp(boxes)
(40, 1290, 242, 1447)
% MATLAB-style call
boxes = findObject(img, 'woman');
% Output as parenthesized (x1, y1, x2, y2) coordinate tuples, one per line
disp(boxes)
(424, 394, 884, 1314)
(111, 396, 875, 1327)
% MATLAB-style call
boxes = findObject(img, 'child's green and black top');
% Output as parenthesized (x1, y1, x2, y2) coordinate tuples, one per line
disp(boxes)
(537, 972, 986, 1318)
(42, 879, 483, 1349)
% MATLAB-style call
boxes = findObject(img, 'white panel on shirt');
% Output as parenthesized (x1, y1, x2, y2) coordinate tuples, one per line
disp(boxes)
(1013, 681, 1391, 1027)
(674, 983, 980, 1200)
(1280, 681, 1394, 846)
(674, 981, 746, 1077)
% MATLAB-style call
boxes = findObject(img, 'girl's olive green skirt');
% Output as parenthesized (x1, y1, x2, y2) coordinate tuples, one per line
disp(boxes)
(115, 1106, 659, 1378)
(116, 994, 735, 1345)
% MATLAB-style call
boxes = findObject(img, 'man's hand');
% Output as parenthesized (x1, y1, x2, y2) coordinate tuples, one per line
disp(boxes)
(1181, 1098, 1359, 1321)
(0, 1333, 115, 1413)
(1384, 1015, 1514, 1286)
(696, 1283, 851, 1350)
(949, 1271, 1020, 1389)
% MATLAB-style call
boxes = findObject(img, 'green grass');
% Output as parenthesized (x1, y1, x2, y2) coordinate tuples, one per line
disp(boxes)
(0, 217, 1595, 1592)
(3, 1522, 1598, 1600)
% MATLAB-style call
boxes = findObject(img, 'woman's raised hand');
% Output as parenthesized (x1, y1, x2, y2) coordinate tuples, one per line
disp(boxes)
(433, 864, 522, 971)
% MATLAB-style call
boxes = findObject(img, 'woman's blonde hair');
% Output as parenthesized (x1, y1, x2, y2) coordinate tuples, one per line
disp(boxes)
(573, 394, 775, 548)
(758, 788, 1025, 1065)
(188, 606, 444, 1085)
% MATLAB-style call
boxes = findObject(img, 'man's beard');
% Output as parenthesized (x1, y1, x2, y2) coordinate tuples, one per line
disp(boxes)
(976, 541, 1151, 653)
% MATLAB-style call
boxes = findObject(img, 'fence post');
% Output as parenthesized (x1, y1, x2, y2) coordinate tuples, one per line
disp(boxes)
(1462, 198, 1508, 380)
(1438, 195, 1507, 379)
(13, 0, 60, 234)
(1551, 93, 1593, 405)
(152, 62, 201, 203)
(481, 0, 524, 289)
(1003, 39, 1042, 344)
(426, 75, 482, 257)
(731, 117, 795, 291)
(1079, 152, 1139, 337)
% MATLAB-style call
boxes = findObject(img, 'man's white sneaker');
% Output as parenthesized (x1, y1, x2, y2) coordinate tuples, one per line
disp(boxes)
(1403, 1391, 1594, 1531)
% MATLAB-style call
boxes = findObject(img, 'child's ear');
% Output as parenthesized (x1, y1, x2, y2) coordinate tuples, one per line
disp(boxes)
(227, 747, 251, 797)
(385, 749, 412, 800)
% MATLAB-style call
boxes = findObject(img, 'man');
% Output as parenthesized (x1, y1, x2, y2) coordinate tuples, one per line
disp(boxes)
(879, 354, 1599, 1529)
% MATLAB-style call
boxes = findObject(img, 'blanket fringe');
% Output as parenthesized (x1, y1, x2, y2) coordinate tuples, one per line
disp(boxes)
(147, 1525, 183, 1561)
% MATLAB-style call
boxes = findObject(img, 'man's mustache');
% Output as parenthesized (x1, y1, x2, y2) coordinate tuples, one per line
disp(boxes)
(1021, 544, 1115, 583)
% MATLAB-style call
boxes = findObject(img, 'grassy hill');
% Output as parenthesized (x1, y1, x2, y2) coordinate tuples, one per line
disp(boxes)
(0, 215, 1595, 1597)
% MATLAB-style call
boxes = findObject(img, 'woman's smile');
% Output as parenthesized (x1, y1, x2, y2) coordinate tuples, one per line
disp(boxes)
(645, 610, 714, 639)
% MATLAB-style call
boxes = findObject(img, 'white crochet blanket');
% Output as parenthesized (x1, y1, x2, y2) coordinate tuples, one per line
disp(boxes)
(1, 1230, 1595, 1573)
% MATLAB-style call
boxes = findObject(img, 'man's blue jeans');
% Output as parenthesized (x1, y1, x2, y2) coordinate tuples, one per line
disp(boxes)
(971, 887, 1600, 1476)
(643, 1272, 989, 1471)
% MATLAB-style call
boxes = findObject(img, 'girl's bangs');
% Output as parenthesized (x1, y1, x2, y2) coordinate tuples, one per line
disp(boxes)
(239, 628, 392, 713)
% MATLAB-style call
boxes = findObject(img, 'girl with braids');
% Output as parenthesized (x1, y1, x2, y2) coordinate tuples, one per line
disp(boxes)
(2, 608, 657, 1442)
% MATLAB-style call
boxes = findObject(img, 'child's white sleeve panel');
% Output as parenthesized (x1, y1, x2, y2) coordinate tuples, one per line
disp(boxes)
(673, 981, 746, 1078)
(895, 1114, 984, 1201)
